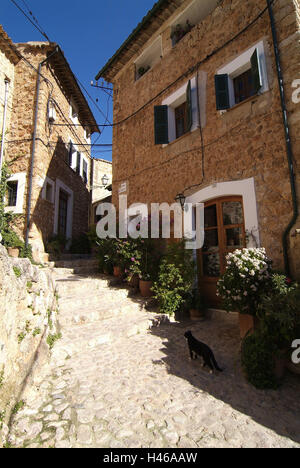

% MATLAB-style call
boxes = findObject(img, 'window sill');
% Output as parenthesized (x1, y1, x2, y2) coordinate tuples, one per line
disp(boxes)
(220, 94, 259, 114)
(162, 126, 199, 148)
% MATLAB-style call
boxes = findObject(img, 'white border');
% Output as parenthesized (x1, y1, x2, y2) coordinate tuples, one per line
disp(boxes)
(217, 40, 269, 108)
(185, 177, 260, 247)
(4, 172, 26, 214)
(162, 76, 199, 144)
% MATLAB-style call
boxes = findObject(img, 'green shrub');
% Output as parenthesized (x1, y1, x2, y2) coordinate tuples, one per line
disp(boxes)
(46, 234, 67, 258)
(70, 233, 91, 254)
(13, 266, 21, 278)
(152, 240, 195, 316)
(47, 333, 62, 349)
(241, 330, 279, 389)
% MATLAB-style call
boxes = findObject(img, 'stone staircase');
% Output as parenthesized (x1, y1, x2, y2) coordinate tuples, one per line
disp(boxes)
(50, 256, 168, 346)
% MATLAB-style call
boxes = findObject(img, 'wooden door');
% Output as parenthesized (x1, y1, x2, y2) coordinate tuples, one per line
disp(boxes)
(197, 196, 246, 307)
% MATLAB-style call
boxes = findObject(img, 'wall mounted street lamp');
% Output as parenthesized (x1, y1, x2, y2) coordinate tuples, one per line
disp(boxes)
(90, 174, 110, 190)
(101, 174, 109, 187)
(175, 193, 186, 211)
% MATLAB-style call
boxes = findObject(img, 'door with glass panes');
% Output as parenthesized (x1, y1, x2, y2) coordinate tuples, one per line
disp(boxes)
(197, 196, 246, 307)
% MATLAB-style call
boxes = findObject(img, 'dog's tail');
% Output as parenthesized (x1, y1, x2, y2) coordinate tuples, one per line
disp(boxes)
(211, 354, 223, 372)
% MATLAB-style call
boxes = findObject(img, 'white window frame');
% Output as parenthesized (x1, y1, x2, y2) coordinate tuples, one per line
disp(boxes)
(84, 127, 91, 144)
(217, 40, 269, 110)
(69, 100, 79, 124)
(162, 76, 199, 145)
(4, 172, 26, 214)
(68, 139, 79, 171)
(134, 36, 163, 81)
(81, 154, 89, 185)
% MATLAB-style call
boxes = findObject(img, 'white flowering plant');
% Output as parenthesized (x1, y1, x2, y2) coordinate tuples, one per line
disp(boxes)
(217, 248, 273, 316)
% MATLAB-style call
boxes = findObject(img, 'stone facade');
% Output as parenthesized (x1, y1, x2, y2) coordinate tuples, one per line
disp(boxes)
(0, 26, 20, 159)
(0, 244, 59, 443)
(97, 0, 300, 283)
(91, 158, 112, 225)
(3, 37, 99, 261)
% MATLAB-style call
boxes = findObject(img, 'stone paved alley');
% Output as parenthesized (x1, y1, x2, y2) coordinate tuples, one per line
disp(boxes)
(6, 268, 300, 448)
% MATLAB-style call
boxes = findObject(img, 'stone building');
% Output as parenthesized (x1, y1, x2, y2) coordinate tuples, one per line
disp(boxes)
(95, 0, 300, 304)
(91, 158, 112, 225)
(0, 26, 21, 169)
(2, 32, 99, 262)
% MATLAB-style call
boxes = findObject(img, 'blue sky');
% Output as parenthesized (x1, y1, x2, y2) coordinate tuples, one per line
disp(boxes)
(2, 0, 156, 161)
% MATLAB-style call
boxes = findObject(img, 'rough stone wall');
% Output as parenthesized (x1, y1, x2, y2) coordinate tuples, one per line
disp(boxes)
(0, 50, 15, 141)
(7, 43, 92, 259)
(0, 245, 59, 443)
(92, 158, 112, 204)
(111, 0, 300, 277)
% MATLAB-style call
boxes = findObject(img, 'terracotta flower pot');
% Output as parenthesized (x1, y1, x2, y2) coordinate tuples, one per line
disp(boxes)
(239, 313, 259, 339)
(7, 247, 19, 258)
(189, 308, 205, 321)
(139, 280, 153, 297)
(113, 266, 122, 278)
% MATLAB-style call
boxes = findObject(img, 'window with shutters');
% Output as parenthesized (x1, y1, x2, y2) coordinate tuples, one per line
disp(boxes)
(67, 139, 88, 183)
(7, 181, 18, 207)
(214, 40, 269, 111)
(154, 77, 198, 145)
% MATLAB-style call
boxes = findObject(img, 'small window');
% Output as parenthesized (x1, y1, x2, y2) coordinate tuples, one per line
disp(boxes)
(7, 181, 18, 207)
(155, 79, 196, 145)
(215, 43, 267, 111)
(175, 102, 188, 139)
(82, 160, 88, 184)
(70, 102, 78, 123)
(233, 69, 255, 104)
(45, 182, 53, 202)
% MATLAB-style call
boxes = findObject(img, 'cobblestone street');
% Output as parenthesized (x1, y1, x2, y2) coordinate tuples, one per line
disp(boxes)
(7, 272, 300, 448)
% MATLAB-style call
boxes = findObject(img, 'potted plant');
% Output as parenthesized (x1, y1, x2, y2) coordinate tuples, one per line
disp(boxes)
(137, 65, 150, 78)
(170, 20, 193, 45)
(152, 240, 195, 316)
(186, 288, 207, 320)
(217, 248, 273, 339)
(2, 228, 23, 257)
(257, 276, 300, 379)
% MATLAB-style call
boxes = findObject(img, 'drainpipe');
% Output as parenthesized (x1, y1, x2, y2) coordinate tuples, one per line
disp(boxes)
(0, 78, 10, 174)
(25, 47, 59, 248)
(266, 0, 298, 277)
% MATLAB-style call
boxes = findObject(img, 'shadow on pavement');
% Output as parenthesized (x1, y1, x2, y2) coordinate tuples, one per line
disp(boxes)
(150, 309, 300, 445)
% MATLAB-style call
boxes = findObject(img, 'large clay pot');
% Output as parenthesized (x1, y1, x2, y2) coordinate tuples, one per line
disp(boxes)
(113, 266, 122, 278)
(139, 280, 153, 297)
(7, 247, 19, 258)
(189, 308, 205, 321)
(239, 313, 259, 339)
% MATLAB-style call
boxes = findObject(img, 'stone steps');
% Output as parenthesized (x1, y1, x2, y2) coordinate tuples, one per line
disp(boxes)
(50, 309, 170, 364)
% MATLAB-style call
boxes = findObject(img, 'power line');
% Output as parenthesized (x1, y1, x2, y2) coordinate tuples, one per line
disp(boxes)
(9, 0, 51, 42)
(9, 0, 110, 140)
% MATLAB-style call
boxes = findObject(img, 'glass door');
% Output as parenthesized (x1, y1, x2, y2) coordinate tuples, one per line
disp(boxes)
(197, 196, 246, 307)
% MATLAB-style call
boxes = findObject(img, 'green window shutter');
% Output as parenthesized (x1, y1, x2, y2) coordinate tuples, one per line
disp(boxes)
(154, 105, 169, 145)
(215, 74, 230, 110)
(186, 80, 193, 132)
(251, 48, 262, 94)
